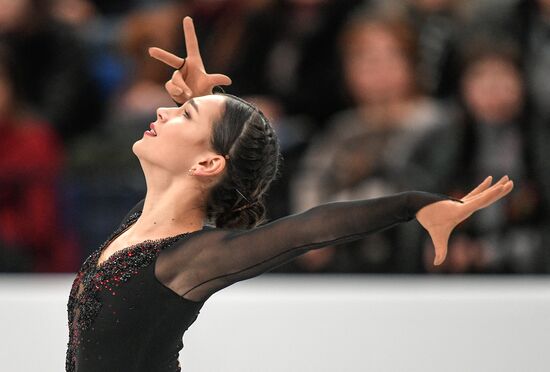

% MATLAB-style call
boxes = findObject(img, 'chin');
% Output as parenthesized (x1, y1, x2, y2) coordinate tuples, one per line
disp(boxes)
(131, 139, 163, 168)
(132, 138, 144, 157)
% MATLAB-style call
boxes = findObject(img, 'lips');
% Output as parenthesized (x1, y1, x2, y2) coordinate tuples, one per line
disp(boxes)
(145, 123, 157, 137)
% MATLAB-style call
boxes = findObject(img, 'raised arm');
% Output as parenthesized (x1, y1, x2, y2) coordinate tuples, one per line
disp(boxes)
(155, 175, 513, 302)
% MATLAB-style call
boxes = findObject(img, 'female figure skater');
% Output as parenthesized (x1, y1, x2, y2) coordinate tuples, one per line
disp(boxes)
(66, 16, 514, 372)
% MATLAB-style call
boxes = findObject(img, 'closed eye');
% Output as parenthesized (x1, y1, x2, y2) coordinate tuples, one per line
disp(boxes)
(183, 110, 191, 119)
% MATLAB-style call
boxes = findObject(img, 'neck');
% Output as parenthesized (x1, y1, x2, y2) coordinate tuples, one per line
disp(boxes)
(129, 164, 207, 239)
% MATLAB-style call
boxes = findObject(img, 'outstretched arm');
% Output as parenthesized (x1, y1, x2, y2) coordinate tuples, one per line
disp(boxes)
(155, 175, 513, 302)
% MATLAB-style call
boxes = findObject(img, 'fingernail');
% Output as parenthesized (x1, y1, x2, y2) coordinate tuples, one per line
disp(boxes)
(185, 89, 192, 96)
(174, 87, 183, 95)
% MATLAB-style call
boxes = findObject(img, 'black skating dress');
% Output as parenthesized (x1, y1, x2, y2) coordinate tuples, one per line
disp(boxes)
(66, 191, 461, 371)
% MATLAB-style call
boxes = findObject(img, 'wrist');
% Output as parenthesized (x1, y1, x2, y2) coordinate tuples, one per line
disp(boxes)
(406, 191, 449, 220)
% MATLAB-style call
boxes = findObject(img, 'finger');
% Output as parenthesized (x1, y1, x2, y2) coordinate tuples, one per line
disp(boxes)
(463, 175, 509, 202)
(149, 47, 184, 69)
(462, 176, 492, 201)
(208, 73, 232, 87)
(466, 180, 514, 211)
(165, 80, 183, 97)
(183, 16, 201, 58)
(171, 70, 192, 96)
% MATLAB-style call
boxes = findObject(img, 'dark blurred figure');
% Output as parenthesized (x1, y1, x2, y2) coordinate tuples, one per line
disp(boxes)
(186, 0, 364, 128)
(0, 46, 81, 272)
(423, 40, 547, 274)
(0, 0, 103, 142)
(282, 12, 455, 273)
(468, 0, 550, 119)
(401, 0, 463, 98)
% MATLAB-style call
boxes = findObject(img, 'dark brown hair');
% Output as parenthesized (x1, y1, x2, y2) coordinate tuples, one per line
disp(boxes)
(205, 93, 282, 229)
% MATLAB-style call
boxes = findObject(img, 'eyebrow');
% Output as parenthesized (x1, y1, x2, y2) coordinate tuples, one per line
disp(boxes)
(188, 98, 199, 114)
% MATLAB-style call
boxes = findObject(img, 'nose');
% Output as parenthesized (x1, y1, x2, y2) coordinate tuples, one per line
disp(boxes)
(156, 107, 170, 122)
(156, 107, 179, 123)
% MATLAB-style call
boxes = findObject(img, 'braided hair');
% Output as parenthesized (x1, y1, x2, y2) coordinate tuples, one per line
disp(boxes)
(206, 93, 282, 229)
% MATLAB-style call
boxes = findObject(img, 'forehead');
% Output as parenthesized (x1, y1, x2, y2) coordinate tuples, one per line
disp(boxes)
(191, 94, 226, 120)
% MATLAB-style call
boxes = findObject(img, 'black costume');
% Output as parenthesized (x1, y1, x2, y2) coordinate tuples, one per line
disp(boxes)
(66, 191, 460, 371)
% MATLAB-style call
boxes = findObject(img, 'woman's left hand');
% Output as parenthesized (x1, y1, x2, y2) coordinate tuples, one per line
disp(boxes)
(148, 16, 232, 104)
(416, 175, 514, 266)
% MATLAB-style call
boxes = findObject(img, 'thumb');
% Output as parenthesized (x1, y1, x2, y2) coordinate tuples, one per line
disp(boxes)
(208, 73, 232, 87)
(428, 226, 451, 266)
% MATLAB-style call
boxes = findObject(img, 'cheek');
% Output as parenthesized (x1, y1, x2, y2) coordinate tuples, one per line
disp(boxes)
(159, 127, 210, 166)
(161, 122, 207, 147)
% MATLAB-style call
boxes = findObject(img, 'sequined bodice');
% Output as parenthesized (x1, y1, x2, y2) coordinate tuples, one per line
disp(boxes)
(66, 211, 205, 372)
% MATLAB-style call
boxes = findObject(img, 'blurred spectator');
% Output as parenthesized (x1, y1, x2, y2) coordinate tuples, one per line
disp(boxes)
(114, 2, 184, 116)
(423, 40, 547, 274)
(0, 0, 103, 142)
(364, 0, 464, 98)
(468, 0, 550, 119)
(0, 46, 81, 272)
(401, 0, 463, 98)
(50, 0, 97, 26)
(283, 12, 455, 273)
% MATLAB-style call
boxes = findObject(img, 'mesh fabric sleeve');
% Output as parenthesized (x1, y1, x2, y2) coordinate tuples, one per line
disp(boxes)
(154, 191, 462, 302)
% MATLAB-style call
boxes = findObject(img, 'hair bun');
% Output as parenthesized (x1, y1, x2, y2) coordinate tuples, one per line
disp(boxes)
(216, 198, 266, 229)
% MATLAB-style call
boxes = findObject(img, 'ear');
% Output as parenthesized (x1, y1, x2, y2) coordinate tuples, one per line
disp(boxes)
(192, 153, 226, 178)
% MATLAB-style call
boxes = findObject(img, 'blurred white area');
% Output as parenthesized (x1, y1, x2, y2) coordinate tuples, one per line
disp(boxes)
(0, 274, 549, 372)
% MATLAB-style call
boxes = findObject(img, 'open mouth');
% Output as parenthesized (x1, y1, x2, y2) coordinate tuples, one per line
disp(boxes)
(145, 123, 157, 137)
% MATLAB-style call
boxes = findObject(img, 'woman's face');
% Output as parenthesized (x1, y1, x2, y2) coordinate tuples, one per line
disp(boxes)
(342, 24, 414, 105)
(461, 57, 523, 124)
(132, 94, 226, 175)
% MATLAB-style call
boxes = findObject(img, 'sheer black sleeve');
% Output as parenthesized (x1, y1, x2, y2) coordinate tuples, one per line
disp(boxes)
(155, 191, 462, 302)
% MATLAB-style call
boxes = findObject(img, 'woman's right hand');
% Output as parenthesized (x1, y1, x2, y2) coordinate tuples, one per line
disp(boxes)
(148, 16, 232, 105)
(416, 175, 514, 266)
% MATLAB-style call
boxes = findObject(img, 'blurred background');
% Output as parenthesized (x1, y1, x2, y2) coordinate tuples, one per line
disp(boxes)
(0, 0, 549, 275)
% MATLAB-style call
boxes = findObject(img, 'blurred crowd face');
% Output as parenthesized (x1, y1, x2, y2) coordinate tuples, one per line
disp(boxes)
(50, 0, 96, 25)
(461, 56, 524, 124)
(342, 23, 415, 106)
(0, 0, 30, 32)
(121, 3, 182, 83)
(132, 95, 225, 176)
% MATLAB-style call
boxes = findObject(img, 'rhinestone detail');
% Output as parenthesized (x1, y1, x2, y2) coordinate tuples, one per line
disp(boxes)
(66, 211, 192, 372)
